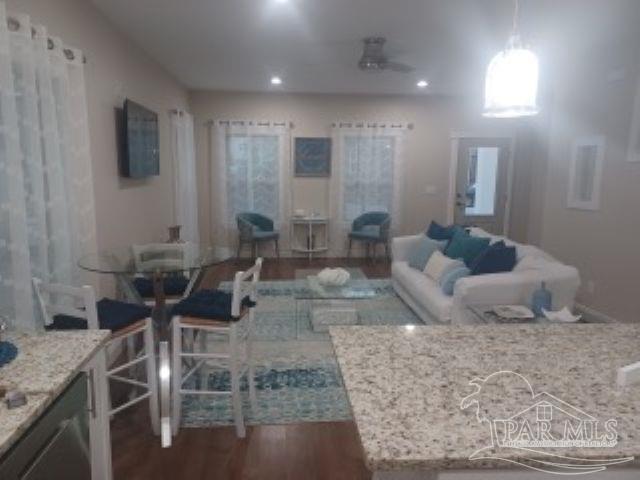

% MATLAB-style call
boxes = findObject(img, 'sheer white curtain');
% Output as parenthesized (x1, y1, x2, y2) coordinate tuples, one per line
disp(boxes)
(329, 122, 407, 256)
(0, 3, 96, 330)
(171, 111, 199, 243)
(210, 120, 291, 249)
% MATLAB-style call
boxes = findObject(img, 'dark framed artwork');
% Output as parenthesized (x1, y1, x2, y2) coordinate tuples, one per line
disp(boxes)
(294, 137, 331, 177)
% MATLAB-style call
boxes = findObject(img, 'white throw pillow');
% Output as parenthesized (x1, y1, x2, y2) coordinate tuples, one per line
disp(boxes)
(423, 251, 465, 282)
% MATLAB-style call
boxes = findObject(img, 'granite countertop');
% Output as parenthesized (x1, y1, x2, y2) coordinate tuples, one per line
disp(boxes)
(330, 324, 640, 472)
(0, 330, 110, 457)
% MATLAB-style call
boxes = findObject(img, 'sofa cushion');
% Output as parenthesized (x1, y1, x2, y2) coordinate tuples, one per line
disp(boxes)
(350, 225, 381, 240)
(424, 251, 465, 282)
(407, 236, 447, 271)
(514, 255, 555, 272)
(470, 241, 517, 275)
(392, 261, 453, 321)
(444, 230, 491, 267)
(426, 221, 460, 241)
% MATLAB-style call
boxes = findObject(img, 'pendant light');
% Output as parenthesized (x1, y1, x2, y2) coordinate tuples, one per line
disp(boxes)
(483, 0, 539, 118)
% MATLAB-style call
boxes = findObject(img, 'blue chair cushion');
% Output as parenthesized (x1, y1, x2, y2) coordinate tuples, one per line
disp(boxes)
(349, 225, 381, 240)
(46, 299, 152, 333)
(252, 230, 279, 240)
(133, 275, 190, 298)
(352, 212, 389, 231)
(171, 289, 256, 322)
(470, 241, 517, 275)
(237, 213, 274, 232)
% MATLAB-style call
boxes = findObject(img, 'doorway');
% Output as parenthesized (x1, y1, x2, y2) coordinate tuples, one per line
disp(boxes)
(451, 137, 512, 235)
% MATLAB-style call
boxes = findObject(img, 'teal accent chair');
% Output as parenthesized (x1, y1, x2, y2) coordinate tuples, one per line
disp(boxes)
(347, 211, 391, 261)
(236, 212, 280, 259)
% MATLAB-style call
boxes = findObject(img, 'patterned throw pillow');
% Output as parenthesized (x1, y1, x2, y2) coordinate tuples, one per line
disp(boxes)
(423, 250, 465, 282)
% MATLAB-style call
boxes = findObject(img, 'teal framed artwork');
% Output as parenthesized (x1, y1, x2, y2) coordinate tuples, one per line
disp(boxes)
(294, 137, 331, 177)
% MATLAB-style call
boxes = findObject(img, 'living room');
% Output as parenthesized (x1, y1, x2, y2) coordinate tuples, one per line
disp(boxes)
(1, 1, 639, 479)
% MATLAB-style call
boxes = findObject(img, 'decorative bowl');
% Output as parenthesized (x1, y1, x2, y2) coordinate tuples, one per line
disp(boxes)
(317, 268, 350, 286)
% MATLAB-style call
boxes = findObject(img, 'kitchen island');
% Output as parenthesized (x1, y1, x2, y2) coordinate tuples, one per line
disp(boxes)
(330, 324, 640, 479)
(0, 330, 111, 479)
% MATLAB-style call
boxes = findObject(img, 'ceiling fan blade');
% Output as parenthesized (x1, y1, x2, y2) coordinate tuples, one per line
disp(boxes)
(385, 61, 415, 73)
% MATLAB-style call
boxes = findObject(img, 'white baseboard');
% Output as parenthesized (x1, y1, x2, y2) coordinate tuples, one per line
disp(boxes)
(575, 303, 619, 324)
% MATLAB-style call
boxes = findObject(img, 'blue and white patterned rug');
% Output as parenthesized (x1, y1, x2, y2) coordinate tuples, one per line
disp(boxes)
(182, 270, 422, 427)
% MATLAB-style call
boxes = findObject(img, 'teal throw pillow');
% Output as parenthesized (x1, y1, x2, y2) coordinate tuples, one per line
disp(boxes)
(444, 230, 491, 267)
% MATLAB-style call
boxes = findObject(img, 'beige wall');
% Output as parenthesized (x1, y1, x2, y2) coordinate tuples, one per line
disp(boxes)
(7, 0, 190, 252)
(527, 39, 640, 323)
(190, 90, 529, 254)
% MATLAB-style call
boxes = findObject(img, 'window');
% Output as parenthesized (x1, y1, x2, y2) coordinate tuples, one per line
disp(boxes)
(225, 134, 280, 221)
(342, 136, 395, 221)
(568, 136, 605, 211)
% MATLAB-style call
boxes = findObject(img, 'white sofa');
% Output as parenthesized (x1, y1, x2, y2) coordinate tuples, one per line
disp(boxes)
(391, 227, 581, 324)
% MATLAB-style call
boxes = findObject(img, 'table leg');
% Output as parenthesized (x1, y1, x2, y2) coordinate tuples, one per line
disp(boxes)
(152, 271, 167, 335)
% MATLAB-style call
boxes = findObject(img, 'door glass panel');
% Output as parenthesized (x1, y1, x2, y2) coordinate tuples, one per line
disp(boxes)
(465, 147, 499, 216)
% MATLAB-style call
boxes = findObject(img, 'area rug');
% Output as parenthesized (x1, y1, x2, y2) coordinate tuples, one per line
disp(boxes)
(181, 270, 422, 428)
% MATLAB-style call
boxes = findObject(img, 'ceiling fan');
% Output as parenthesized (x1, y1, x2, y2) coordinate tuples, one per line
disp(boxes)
(358, 37, 414, 73)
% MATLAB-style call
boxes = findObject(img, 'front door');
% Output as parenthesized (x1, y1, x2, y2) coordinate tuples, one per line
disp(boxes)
(453, 137, 511, 235)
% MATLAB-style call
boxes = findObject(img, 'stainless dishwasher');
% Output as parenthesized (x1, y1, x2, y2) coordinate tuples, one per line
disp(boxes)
(0, 375, 91, 480)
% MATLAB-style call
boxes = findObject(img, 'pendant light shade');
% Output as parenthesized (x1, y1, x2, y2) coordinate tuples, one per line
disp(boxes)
(483, 36, 539, 118)
(483, 0, 540, 118)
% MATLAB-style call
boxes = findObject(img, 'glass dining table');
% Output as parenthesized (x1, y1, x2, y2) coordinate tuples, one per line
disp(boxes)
(77, 243, 232, 332)
(78, 243, 231, 448)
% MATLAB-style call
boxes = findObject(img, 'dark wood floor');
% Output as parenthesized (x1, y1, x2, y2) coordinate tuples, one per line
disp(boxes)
(112, 257, 391, 480)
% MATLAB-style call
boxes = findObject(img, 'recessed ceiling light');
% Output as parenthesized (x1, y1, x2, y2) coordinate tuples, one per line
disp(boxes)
(270, 76, 283, 86)
(417, 80, 429, 88)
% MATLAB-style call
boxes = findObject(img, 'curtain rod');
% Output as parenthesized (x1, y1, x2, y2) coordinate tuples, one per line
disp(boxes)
(6, 15, 87, 64)
(332, 121, 414, 130)
(207, 119, 295, 128)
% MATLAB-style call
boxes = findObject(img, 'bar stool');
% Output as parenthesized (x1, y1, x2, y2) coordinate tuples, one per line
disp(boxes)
(170, 258, 262, 438)
(32, 278, 159, 434)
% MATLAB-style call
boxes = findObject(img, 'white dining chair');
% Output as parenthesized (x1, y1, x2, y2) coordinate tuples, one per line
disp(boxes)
(170, 258, 262, 438)
(32, 278, 160, 434)
(130, 242, 200, 307)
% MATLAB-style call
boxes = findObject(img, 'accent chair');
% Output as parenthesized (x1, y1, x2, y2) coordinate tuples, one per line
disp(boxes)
(236, 212, 280, 259)
(347, 211, 391, 261)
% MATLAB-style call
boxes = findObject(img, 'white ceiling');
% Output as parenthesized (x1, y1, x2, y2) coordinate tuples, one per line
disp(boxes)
(91, 0, 640, 96)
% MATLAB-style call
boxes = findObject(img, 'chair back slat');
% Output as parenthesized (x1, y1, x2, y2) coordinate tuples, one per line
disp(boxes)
(132, 243, 193, 273)
(32, 278, 99, 329)
(231, 258, 263, 317)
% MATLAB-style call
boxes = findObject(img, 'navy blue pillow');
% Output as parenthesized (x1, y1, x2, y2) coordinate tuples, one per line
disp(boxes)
(426, 221, 459, 241)
(172, 289, 256, 321)
(133, 275, 190, 298)
(470, 241, 517, 275)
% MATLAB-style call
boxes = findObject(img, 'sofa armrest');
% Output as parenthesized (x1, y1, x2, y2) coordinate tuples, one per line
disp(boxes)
(452, 265, 581, 320)
(391, 234, 423, 262)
